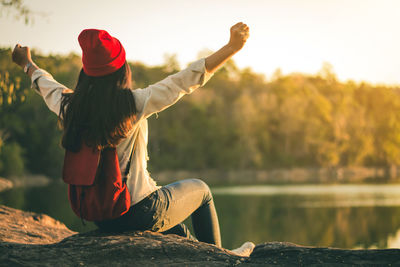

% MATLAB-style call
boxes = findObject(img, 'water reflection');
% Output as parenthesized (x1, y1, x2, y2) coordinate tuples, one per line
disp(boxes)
(0, 182, 97, 233)
(212, 184, 400, 197)
(387, 229, 400, 248)
(213, 184, 400, 249)
(1, 183, 400, 250)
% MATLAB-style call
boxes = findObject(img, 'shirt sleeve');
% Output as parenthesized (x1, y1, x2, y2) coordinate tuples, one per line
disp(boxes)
(31, 69, 68, 116)
(132, 58, 213, 120)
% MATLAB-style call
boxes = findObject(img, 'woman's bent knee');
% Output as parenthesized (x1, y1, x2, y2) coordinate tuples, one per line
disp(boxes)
(187, 178, 213, 203)
(187, 178, 210, 191)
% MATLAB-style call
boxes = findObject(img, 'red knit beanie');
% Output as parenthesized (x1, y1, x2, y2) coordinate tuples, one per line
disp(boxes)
(78, 29, 126, 77)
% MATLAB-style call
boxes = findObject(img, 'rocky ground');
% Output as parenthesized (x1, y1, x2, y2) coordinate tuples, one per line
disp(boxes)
(1, 205, 400, 266)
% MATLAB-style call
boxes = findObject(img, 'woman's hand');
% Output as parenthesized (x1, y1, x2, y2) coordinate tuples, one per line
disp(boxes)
(12, 44, 38, 77)
(205, 22, 250, 73)
(227, 22, 250, 52)
(12, 44, 32, 68)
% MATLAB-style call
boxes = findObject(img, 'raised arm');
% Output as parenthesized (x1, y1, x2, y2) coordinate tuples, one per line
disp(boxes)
(205, 22, 250, 73)
(132, 22, 250, 120)
(12, 45, 72, 115)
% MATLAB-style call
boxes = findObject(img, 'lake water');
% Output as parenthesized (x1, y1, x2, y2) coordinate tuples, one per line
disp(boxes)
(1, 182, 400, 250)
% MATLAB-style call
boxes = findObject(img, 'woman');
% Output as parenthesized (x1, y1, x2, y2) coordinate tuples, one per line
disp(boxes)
(12, 22, 253, 256)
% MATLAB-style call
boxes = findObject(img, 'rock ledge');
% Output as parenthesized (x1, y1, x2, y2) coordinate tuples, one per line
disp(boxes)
(1, 205, 400, 266)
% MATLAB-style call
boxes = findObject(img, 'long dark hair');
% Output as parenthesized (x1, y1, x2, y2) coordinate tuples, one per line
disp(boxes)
(59, 62, 136, 152)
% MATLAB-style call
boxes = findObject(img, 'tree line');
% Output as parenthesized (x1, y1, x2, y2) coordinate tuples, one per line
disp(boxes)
(1, 47, 400, 179)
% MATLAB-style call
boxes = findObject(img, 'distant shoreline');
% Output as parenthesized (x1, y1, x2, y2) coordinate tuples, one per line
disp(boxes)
(0, 175, 51, 192)
(1, 166, 399, 192)
(154, 166, 400, 186)
(0, 178, 12, 192)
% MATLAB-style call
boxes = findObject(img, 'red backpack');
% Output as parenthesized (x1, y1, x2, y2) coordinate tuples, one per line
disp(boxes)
(62, 143, 131, 222)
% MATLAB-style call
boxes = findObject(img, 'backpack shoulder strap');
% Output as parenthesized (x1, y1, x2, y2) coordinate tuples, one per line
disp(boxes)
(123, 129, 140, 178)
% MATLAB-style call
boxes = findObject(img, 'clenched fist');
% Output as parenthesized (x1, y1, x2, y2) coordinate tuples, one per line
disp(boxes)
(228, 22, 250, 51)
(12, 44, 32, 67)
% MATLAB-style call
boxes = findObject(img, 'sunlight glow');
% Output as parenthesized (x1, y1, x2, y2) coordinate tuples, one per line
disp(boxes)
(1, 0, 399, 85)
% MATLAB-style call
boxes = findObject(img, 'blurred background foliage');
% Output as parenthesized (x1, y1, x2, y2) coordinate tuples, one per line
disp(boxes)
(0, 0, 35, 24)
(1, 47, 400, 179)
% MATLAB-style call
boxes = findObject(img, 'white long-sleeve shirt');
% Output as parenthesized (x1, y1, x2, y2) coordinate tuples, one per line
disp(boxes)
(31, 58, 213, 205)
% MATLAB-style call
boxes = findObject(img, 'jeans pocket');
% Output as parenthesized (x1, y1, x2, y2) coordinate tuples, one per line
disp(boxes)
(150, 191, 169, 232)
(129, 192, 157, 229)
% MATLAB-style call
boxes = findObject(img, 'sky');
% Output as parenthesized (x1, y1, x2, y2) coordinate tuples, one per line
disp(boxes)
(1, 0, 400, 85)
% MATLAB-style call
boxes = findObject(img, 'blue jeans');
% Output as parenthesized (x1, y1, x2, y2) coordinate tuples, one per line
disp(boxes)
(95, 179, 222, 247)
